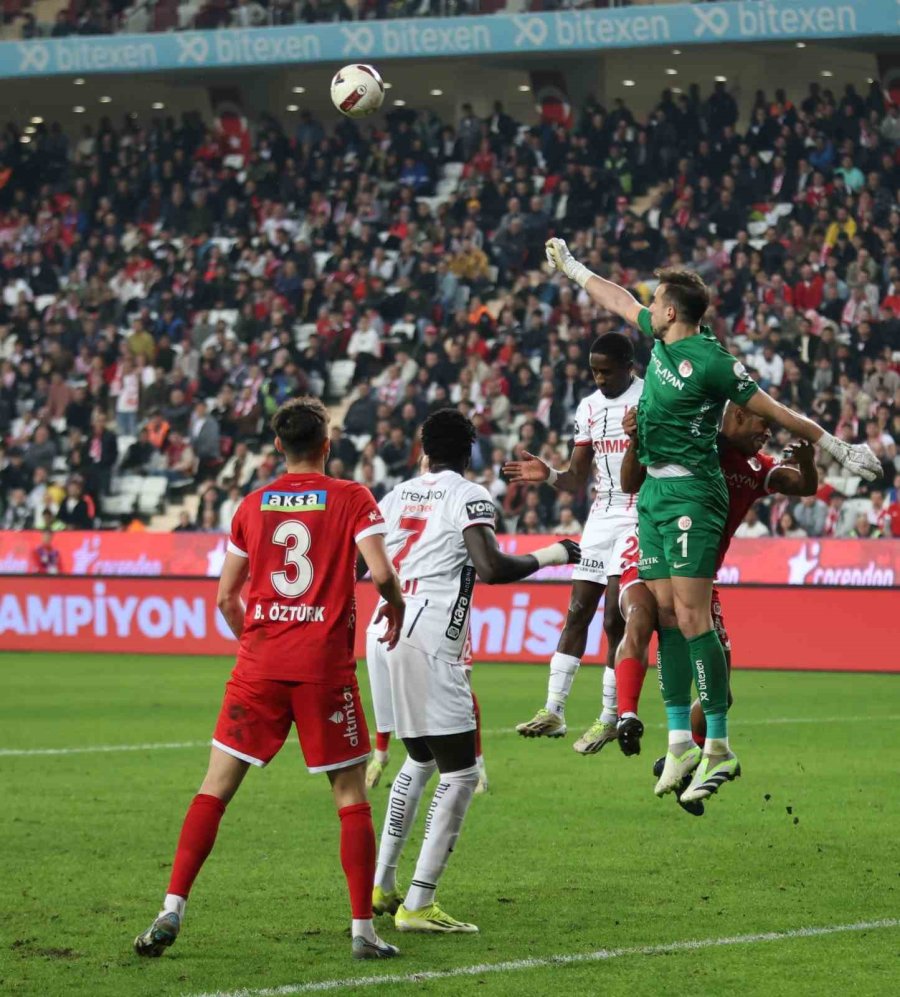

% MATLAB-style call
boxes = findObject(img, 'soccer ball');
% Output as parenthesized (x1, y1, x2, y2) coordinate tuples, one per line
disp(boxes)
(330, 64, 385, 118)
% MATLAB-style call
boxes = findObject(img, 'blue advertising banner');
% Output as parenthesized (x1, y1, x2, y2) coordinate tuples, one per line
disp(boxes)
(0, 1, 893, 80)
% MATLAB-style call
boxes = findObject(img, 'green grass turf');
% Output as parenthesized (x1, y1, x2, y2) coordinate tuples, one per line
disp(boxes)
(0, 653, 897, 997)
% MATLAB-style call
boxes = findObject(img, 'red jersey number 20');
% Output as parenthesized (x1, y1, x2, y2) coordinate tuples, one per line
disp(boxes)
(271, 520, 314, 598)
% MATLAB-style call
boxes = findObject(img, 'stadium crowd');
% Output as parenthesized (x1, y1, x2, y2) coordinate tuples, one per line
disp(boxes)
(6, 0, 644, 40)
(1, 74, 899, 540)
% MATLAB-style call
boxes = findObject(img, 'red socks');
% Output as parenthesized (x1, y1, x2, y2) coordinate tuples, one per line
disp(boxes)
(339, 802, 376, 919)
(375, 731, 391, 753)
(472, 692, 482, 758)
(615, 657, 647, 717)
(167, 793, 227, 898)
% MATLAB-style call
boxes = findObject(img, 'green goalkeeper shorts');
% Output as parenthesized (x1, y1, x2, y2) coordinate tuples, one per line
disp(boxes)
(637, 474, 729, 580)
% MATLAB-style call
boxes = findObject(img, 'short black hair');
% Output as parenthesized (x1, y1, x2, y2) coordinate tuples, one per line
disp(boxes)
(655, 268, 710, 325)
(271, 396, 329, 460)
(421, 408, 476, 467)
(590, 333, 634, 367)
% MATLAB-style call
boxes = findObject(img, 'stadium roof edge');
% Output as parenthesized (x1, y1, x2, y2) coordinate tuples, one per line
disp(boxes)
(0, 1, 895, 82)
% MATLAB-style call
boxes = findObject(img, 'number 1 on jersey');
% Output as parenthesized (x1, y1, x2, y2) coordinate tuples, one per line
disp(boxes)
(676, 531, 689, 558)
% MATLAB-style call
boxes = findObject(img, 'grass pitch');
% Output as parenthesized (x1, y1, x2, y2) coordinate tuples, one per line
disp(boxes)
(1, 653, 897, 996)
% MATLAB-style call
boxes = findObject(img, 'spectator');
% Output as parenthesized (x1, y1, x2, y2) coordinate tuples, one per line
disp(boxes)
(775, 511, 807, 538)
(734, 506, 770, 538)
(792, 494, 828, 537)
(57, 479, 93, 530)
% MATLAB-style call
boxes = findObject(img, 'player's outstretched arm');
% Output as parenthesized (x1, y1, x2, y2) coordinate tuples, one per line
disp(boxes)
(463, 524, 580, 585)
(746, 390, 882, 481)
(216, 551, 250, 639)
(502, 442, 592, 492)
(357, 533, 405, 649)
(545, 238, 643, 327)
(768, 439, 819, 496)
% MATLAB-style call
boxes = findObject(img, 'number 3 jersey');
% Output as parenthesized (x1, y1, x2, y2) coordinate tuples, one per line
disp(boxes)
(370, 469, 496, 664)
(228, 472, 386, 683)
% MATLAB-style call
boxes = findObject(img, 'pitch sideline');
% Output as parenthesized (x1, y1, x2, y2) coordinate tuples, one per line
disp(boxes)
(187, 918, 899, 997)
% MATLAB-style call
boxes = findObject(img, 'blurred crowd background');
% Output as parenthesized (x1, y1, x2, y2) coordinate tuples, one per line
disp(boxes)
(1, 65, 899, 542)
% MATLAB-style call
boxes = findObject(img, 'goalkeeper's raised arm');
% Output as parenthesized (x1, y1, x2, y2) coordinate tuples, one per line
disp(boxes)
(546, 238, 644, 328)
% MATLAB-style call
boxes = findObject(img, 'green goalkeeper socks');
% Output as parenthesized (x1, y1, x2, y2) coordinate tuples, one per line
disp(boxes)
(658, 627, 693, 732)
(687, 629, 729, 739)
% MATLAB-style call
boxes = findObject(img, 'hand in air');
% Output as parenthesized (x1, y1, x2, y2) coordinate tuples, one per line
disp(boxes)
(782, 439, 814, 464)
(545, 237, 572, 274)
(839, 441, 883, 482)
(374, 602, 405, 651)
(502, 451, 550, 483)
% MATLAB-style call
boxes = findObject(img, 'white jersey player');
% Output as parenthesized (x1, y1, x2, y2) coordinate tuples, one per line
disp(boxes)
(504, 333, 644, 753)
(366, 408, 579, 935)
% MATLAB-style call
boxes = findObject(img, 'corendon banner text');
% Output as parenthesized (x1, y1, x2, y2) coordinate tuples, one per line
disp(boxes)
(2, 532, 897, 587)
(0, 577, 895, 672)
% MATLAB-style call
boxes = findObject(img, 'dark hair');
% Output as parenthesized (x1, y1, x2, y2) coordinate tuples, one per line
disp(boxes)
(654, 268, 710, 325)
(271, 396, 329, 460)
(590, 333, 634, 366)
(421, 408, 476, 467)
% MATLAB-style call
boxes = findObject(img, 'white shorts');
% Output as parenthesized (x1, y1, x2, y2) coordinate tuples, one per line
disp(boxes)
(365, 628, 395, 734)
(386, 639, 475, 739)
(571, 514, 639, 586)
(366, 600, 475, 738)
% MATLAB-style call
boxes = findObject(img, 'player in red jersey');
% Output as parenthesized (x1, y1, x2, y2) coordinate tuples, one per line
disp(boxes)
(612, 403, 817, 807)
(134, 397, 406, 962)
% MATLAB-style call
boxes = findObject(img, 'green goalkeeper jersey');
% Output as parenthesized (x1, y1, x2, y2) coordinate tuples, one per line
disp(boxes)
(635, 307, 759, 479)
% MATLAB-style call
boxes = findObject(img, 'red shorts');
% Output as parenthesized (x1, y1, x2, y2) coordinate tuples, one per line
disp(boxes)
(212, 673, 370, 774)
(710, 585, 731, 652)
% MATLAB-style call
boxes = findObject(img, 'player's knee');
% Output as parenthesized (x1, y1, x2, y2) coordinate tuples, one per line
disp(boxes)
(656, 603, 679, 630)
(564, 602, 595, 635)
(674, 606, 712, 639)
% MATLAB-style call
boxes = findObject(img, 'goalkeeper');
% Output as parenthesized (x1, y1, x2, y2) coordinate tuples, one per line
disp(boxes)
(545, 239, 881, 804)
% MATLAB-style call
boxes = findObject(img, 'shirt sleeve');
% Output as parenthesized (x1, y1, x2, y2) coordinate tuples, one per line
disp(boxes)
(453, 483, 497, 533)
(637, 307, 654, 337)
(572, 398, 591, 446)
(703, 343, 760, 405)
(349, 484, 388, 544)
(227, 500, 249, 557)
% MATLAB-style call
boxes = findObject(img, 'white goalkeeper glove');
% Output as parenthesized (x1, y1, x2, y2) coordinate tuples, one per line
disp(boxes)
(545, 238, 592, 289)
(818, 434, 882, 482)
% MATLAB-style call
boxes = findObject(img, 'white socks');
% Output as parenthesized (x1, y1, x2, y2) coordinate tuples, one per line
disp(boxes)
(705, 737, 730, 756)
(668, 729, 694, 748)
(352, 917, 376, 942)
(374, 756, 436, 893)
(404, 764, 479, 912)
(374, 749, 389, 765)
(600, 666, 618, 724)
(163, 894, 185, 919)
(546, 652, 580, 716)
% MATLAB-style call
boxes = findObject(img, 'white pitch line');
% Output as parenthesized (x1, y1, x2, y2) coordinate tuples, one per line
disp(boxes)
(187, 918, 899, 997)
(2, 714, 899, 757)
(0, 740, 210, 757)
